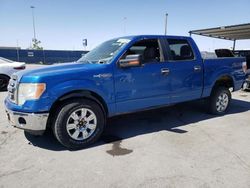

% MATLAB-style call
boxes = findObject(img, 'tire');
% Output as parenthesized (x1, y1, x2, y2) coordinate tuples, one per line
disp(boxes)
(0, 75, 10, 91)
(52, 99, 105, 149)
(208, 87, 231, 115)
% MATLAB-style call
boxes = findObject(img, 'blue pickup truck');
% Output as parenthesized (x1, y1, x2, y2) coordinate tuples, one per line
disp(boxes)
(5, 35, 246, 149)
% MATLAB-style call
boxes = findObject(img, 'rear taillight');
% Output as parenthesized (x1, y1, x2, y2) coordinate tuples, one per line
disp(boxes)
(242, 62, 247, 73)
(14, 66, 25, 70)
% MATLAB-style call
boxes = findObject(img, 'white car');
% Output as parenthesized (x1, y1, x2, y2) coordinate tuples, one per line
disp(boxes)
(0, 57, 26, 91)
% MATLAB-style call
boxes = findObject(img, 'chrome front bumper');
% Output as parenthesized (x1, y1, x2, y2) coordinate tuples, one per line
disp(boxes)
(5, 108, 49, 135)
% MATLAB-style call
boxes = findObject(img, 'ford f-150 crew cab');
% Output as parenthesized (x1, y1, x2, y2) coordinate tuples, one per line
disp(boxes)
(5, 35, 246, 149)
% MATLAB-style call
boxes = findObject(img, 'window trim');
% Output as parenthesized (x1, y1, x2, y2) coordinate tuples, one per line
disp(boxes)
(165, 38, 197, 62)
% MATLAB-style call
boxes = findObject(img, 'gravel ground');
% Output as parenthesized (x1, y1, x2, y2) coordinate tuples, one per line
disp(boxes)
(0, 66, 250, 187)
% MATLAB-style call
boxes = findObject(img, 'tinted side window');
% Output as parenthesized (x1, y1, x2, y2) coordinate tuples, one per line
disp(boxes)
(167, 39, 194, 61)
(124, 39, 163, 63)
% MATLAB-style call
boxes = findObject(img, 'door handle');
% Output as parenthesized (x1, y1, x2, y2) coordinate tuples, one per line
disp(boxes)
(161, 68, 170, 75)
(194, 65, 201, 72)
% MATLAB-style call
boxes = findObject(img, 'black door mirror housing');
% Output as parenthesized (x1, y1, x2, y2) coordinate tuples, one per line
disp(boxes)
(119, 54, 142, 68)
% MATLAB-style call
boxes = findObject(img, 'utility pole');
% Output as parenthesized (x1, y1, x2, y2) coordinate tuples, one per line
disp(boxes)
(30, 6, 36, 40)
(164, 13, 168, 35)
(233, 40, 236, 51)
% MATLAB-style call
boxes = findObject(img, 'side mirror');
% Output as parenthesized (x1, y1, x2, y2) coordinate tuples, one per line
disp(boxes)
(119, 54, 142, 68)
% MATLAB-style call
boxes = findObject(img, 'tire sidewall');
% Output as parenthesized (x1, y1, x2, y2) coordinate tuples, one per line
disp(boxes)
(53, 99, 105, 149)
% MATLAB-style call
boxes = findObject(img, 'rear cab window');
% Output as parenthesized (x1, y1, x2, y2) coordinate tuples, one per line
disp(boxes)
(167, 39, 195, 61)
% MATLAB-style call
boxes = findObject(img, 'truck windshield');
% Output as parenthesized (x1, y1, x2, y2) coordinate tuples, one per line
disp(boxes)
(77, 38, 131, 64)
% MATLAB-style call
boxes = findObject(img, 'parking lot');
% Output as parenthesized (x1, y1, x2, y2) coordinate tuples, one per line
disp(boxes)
(0, 68, 250, 187)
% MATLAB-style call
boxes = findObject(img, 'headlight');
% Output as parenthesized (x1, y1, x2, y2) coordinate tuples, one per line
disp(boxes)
(18, 83, 46, 105)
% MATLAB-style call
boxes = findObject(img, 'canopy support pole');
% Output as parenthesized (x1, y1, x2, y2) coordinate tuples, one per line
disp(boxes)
(233, 40, 236, 51)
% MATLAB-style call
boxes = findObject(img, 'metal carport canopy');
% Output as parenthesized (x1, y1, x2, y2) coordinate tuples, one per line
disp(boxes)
(189, 23, 250, 41)
(189, 23, 250, 50)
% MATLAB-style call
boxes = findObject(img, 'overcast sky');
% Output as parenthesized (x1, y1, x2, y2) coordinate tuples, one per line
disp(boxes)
(0, 0, 250, 51)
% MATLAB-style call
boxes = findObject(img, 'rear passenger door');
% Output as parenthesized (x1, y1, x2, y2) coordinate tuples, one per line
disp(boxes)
(165, 38, 203, 103)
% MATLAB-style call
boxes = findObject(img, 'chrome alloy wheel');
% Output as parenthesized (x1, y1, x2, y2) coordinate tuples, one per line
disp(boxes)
(66, 108, 97, 141)
(216, 93, 229, 112)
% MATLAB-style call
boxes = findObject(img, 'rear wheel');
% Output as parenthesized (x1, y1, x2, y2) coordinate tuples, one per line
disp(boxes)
(208, 87, 231, 115)
(52, 99, 105, 149)
(0, 75, 10, 91)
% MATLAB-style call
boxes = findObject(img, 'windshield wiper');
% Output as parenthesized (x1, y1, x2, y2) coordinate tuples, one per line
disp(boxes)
(78, 58, 93, 64)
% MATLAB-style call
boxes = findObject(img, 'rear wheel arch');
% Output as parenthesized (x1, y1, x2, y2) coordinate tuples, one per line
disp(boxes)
(211, 75, 234, 94)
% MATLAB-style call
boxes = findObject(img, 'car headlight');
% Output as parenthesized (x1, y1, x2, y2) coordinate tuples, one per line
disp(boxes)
(18, 83, 46, 105)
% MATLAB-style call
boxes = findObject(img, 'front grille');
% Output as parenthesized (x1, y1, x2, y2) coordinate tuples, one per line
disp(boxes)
(7, 74, 18, 104)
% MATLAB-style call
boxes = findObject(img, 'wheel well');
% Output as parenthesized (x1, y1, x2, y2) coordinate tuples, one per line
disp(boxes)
(212, 75, 234, 92)
(0, 74, 10, 79)
(47, 90, 108, 128)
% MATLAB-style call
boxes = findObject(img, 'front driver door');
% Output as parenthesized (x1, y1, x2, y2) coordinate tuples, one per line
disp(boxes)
(113, 37, 171, 114)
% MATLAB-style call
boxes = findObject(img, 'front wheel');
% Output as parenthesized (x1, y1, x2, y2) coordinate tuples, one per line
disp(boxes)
(52, 99, 105, 149)
(208, 87, 231, 115)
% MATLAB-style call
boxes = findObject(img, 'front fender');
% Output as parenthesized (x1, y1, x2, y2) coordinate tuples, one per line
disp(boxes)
(48, 79, 114, 107)
(6, 78, 115, 113)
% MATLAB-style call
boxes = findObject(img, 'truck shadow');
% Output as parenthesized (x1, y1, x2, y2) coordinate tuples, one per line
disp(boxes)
(24, 98, 250, 151)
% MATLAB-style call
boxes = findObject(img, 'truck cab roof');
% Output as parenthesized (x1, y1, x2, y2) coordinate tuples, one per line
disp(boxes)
(118, 35, 192, 41)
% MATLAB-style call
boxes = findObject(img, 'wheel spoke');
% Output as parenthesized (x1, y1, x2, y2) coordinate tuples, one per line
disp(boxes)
(82, 130, 89, 139)
(70, 112, 80, 121)
(87, 123, 96, 130)
(86, 114, 95, 121)
(67, 123, 76, 130)
(81, 109, 87, 119)
(221, 105, 224, 111)
(71, 129, 80, 139)
(223, 94, 227, 100)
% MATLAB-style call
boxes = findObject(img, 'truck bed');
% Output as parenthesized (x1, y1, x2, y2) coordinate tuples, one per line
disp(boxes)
(202, 57, 246, 97)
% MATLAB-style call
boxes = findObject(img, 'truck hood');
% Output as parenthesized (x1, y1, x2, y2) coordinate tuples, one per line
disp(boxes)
(16, 62, 106, 83)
